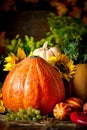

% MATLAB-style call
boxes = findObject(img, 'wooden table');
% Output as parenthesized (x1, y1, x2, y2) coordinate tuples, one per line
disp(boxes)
(0, 114, 87, 130)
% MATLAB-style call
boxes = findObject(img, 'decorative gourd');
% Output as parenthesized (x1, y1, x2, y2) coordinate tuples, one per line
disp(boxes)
(32, 42, 59, 61)
(2, 56, 65, 115)
(72, 64, 87, 102)
(53, 102, 71, 120)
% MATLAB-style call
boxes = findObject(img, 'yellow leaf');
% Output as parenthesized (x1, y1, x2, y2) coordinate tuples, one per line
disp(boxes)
(4, 53, 18, 64)
(17, 47, 26, 60)
(3, 63, 15, 71)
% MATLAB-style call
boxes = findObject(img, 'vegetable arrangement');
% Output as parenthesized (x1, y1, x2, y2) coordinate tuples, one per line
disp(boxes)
(52, 97, 87, 126)
(0, 36, 86, 126)
(0, 54, 87, 126)
(2, 56, 65, 115)
(0, 11, 87, 128)
(0, 35, 86, 127)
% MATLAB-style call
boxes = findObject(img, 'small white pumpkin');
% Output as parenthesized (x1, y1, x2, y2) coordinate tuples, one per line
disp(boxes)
(32, 42, 59, 61)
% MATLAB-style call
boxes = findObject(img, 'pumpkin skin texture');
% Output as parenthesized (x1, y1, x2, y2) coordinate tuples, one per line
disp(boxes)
(2, 56, 65, 115)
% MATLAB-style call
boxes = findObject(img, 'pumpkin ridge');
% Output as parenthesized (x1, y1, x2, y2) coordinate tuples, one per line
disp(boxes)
(35, 58, 65, 114)
(2, 57, 32, 111)
(36, 61, 55, 114)
(36, 58, 65, 100)
(23, 57, 45, 110)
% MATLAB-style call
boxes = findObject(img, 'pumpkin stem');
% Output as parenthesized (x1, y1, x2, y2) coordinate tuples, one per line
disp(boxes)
(30, 55, 38, 58)
(43, 42, 48, 50)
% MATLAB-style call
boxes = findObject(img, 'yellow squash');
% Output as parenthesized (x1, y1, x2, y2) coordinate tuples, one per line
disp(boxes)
(72, 64, 87, 102)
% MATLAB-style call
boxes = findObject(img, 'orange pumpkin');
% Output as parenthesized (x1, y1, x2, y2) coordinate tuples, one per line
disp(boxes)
(2, 56, 65, 115)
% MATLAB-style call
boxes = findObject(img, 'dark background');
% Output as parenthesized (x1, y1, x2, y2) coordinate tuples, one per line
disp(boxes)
(0, 0, 53, 33)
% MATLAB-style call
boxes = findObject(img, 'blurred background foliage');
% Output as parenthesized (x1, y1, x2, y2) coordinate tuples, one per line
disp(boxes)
(0, 0, 87, 22)
(0, 0, 87, 84)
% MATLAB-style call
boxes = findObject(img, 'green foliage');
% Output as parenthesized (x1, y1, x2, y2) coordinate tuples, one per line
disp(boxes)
(0, 13, 87, 79)
(5, 14, 87, 64)
(6, 34, 36, 56)
(5, 34, 56, 57)
(47, 13, 87, 64)
(0, 82, 2, 89)
(6, 34, 52, 56)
